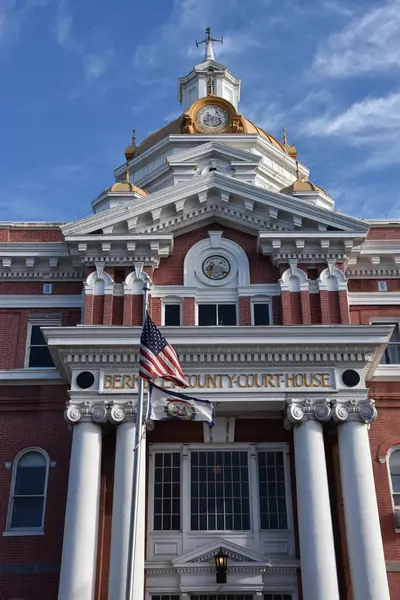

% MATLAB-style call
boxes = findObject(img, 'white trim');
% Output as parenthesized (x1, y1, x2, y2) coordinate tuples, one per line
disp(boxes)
(2, 530, 45, 537)
(349, 292, 400, 305)
(151, 284, 281, 298)
(0, 295, 83, 308)
(0, 368, 62, 384)
(5, 447, 50, 535)
(372, 365, 400, 381)
(24, 320, 61, 369)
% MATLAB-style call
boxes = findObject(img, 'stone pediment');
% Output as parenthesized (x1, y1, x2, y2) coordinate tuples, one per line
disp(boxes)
(172, 539, 267, 567)
(166, 140, 261, 165)
(61, 172, 368, 267)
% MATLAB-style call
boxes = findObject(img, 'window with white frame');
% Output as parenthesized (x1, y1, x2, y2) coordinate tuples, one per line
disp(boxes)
(389, 448, 400, 508)
(151, 446, 289, 533)
(198, 304, 237, 326)
(379, 323, 400, 364)
(252, 299, 272, 326)
(6, 449, 49, 532)
(378, 280, 388, 292)
(163, 303, 181, 326)
(25, 321, 59, 368)
(188, 595, 292, 600)
(190, 596, 253, 600)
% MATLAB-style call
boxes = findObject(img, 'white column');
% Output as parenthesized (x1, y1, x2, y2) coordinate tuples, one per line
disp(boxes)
(58, 402, 107, 600)
(333, 399, 390, 600)
(108, 404, 146, 600)
(287, 399, 340, 600)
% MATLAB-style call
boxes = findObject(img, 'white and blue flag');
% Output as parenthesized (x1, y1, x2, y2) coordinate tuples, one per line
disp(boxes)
(148, 383, 215, 426)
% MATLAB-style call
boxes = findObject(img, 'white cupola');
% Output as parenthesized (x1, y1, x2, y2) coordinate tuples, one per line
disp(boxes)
(178, 27, 241, 110)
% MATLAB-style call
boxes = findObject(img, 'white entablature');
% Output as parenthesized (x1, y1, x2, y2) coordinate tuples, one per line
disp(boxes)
(117, 133, 307, 197)
(62, 171, 368, 267)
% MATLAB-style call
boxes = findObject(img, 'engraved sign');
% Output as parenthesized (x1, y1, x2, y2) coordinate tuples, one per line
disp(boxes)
(99, 370, 335, 394)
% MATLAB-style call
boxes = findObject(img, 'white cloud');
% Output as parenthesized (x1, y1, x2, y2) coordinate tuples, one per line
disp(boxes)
(321, 0, 352, 18)
(83, 50, 115, 82)
(0, 0, 49, 48)
(302, 91, 400, 170)
(304, 92, 400, 137)
(312, 0, 400, 78)
(53, 0, 73, 48)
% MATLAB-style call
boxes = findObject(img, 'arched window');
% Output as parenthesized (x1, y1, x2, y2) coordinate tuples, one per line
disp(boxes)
(389, 448, 400, 508)
(7, 449, 49, 532)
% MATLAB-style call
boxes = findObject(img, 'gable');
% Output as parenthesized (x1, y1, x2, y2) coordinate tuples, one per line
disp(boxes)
(61, 172, 368, 268)
(172, 539, 267, 566)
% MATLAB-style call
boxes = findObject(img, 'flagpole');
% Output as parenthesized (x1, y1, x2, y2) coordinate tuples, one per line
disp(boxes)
(125, 278, 150, 600)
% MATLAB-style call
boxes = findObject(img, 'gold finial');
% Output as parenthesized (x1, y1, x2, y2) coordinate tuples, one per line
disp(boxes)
(207, 76, 215, 96)
(125, 161, 130, 184)
(283, 127, 288, 145)
(296, 160, 301, 180)
(132, 129, 136, 147)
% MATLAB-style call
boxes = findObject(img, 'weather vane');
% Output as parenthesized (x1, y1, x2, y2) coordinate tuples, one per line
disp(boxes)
(196, 27, 223, 61)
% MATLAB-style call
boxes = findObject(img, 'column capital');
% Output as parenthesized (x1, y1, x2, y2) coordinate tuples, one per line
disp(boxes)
(286, 398, 331, 427)
(65, 401, 109, 425)
(108, 401, 136, 424)
(332, 398, 377, 424)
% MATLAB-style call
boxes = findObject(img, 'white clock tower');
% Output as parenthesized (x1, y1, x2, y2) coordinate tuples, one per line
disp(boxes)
(178, 27, 241, 110)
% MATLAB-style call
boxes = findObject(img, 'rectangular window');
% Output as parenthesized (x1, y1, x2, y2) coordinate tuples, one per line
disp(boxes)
(253, 303, 271, 326)
(264, 595, 292, 600)
(380, 323, 400, 365)
(26, 324, 55, 368)
(198, 304, 236, 326)
(153, 452, 181, 531)
(258, 451, 288, 530)
(152, 596, 180, 600)
(191, 596, 253, 600)
(164, 304, 181, 326)
(190, 451, 250, 531)
(378, 280, 388, 292)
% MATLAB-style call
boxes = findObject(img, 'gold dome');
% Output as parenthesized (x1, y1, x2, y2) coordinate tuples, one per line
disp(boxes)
(133, 111, 289, 157)
(280, 161, 327, 196)
(109, 181, 148, 196)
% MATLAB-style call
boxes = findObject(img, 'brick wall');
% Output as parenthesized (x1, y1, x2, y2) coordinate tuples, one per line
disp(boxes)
(349, 279, 400, 292)
(0, 228, 64, 242)
(350, 305, 400, 325)
(0, 308, 81, 369)
(0, 385, 71, 600)
(0, 282, 83, 294)
(152, 225, 280, 285)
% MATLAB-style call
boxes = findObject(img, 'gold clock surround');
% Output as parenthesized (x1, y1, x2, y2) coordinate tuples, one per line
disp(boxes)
(181, 97, 246, 135)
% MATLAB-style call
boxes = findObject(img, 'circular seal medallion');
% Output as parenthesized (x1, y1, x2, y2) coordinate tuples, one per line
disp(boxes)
(165, 400, 196, 421)
(202, 255, 230, 281)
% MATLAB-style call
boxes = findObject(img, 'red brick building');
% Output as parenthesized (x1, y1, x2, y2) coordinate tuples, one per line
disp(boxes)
(0, 34, 399, 600)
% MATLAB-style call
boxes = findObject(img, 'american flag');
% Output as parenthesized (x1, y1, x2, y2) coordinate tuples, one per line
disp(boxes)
(139, 314, 188, 388)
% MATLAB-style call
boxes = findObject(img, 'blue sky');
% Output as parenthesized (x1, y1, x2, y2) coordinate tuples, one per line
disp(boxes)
(0, 0, 399, 222)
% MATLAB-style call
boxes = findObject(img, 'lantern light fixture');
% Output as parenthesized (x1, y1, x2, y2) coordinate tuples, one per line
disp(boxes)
(214, 547, 228, 584)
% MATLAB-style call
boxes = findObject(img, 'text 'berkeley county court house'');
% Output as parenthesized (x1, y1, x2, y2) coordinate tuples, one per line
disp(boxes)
(1, 31, 400, 600)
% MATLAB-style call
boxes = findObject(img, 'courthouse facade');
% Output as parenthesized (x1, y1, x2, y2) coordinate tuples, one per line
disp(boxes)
(1, 34, 400, 600)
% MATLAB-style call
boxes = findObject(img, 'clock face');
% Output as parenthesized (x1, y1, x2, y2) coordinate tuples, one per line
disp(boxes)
(197, 105, 229, 131)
